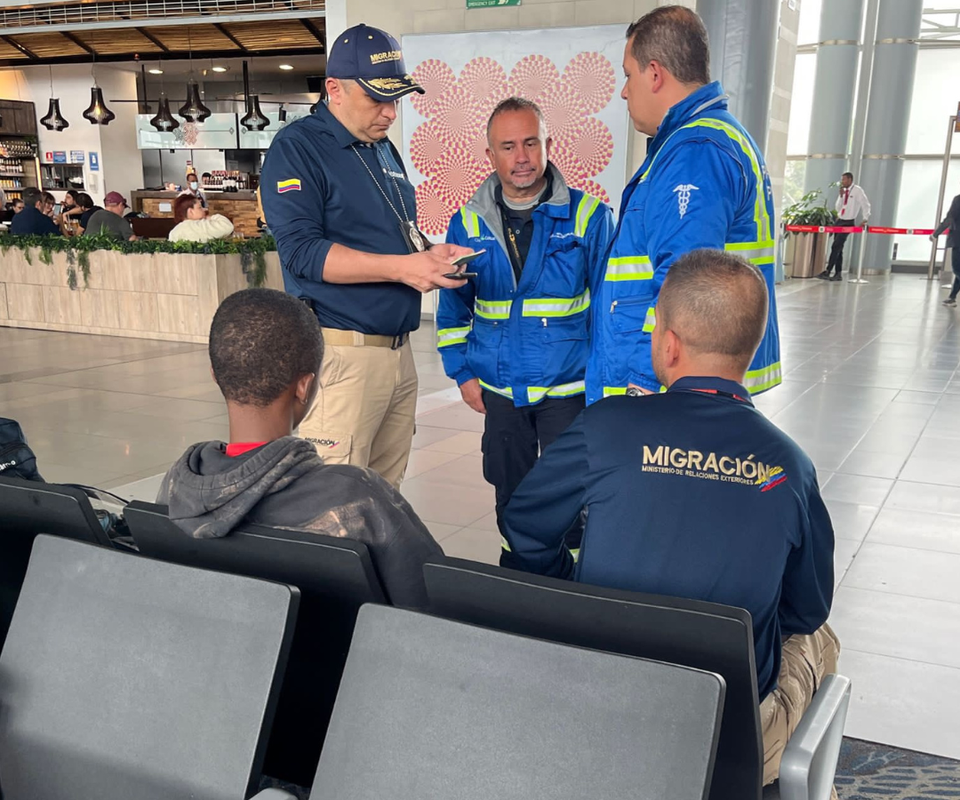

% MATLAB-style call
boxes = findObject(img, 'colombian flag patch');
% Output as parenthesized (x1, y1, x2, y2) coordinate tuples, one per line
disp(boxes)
(277, 178, 301, 193)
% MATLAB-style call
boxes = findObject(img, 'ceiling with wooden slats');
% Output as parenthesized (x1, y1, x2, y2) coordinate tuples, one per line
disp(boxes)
(0, 12, 325, 66)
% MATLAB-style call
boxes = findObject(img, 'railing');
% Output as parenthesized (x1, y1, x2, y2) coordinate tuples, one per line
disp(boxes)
(0, 0, 324, 31)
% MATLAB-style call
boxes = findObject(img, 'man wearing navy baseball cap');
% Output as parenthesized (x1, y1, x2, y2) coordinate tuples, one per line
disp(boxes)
(260, 24, 472, 489)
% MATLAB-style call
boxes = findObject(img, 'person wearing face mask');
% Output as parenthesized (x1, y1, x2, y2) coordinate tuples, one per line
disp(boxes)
(169, 194, 234, 243)
(180, 172, 207, 208)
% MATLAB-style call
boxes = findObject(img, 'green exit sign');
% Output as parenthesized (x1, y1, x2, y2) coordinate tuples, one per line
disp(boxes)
(466, 0, 521, 7)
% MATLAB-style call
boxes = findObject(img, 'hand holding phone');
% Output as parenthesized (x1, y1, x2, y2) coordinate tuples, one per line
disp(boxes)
(443, 248, 485, 280)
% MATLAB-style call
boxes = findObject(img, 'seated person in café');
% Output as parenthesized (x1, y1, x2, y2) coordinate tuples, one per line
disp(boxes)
(82, 191, 136, 241)
(76, 193, 100, 234)
(11, 198, 24, 215)
(61, 189, 84, 222)
(10, 187, 60, 235)
(168, 194, 234, 243)
(502, 249, 839, 789)
(41, 191, 57, 219)
(157, 288, 442, 609)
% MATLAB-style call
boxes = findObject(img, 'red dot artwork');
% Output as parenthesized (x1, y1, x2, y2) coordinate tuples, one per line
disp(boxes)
(409, 52, 617, 236)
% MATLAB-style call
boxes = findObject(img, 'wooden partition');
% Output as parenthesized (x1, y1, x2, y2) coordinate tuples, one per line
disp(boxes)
(0, 247, 283, 343)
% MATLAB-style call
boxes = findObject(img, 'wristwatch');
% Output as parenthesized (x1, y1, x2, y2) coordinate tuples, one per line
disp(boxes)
(626, 387, 645, 397)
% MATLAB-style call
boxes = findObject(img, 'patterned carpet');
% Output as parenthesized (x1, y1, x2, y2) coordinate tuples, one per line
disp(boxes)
(260, 738, 960, 800)
(837, 738, 960, 800)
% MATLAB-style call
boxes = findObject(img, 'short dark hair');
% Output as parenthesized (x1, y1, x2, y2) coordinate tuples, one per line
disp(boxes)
(657, 249, 767, 369)
(41, 191, 55, 205)
(209, 289, 324, 407)
(22, 187, 42, 207)
(626, 5, 710, 86)
(77, 193, 94, 210)
(842, 172, 854, 180)
(186, 172, 198, 181)
(173, 193, 199, 223)
(12, 198, 23, 207)
(65, 189, 80, 203)
(486, 96, 546, 141)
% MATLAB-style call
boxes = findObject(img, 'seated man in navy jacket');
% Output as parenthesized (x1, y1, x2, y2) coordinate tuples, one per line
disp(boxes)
(503, 248, 839, 789)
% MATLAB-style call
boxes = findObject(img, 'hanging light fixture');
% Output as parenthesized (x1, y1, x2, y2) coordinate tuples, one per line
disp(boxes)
(149, 59, 178, 131)
(178, 28, 212, 122)
(240, 59, 269, 131)
(83, 57, 115, 125)
(41, 66, 69, 131)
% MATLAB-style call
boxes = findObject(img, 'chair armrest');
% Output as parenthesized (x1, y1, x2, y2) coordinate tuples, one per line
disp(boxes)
(248, 789, 297, 800)
(778, 673, 852, 800)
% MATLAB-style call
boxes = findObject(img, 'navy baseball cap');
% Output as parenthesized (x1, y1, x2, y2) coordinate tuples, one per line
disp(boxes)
(326, 24, 425, 102)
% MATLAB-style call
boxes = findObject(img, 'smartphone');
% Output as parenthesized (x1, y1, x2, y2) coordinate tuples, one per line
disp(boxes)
(443, 271, 478, 279)
(451, 249, 486, 267)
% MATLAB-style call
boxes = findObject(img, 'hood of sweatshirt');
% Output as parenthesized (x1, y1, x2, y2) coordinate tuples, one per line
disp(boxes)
(157, 436, 321, 538)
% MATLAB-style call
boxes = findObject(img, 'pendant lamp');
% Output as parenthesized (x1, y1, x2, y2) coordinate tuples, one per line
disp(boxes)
(150, 92, 179, 131)
(83, 87, 116, 125)
(240, 95, 269, 131)
(41, 68, 69, 131)
(178, 82, 212, 122)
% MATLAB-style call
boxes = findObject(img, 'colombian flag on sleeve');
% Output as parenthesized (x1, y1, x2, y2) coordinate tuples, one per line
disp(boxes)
(277, 178, 301, 193)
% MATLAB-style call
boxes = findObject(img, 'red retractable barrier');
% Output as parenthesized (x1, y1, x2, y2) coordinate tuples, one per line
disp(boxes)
(785, 225, 863, 234)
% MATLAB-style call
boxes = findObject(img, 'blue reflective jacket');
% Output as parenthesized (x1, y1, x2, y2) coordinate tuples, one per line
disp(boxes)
(586, 82, 782, 404)
(438, 165, 613, 407)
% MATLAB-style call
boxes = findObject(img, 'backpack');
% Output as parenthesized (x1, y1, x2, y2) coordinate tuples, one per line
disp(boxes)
(0, 418, 43, 482)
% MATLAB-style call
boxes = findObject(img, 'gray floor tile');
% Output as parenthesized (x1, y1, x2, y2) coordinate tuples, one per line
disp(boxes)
(824, 500, 880, 544)
(839, 649, 960, 760)
(842, 543, 960, 604)
(404, 448, 462, 480)
(867, 507, 960, 554)
(441, 527, 501, 565)
(884, 480, 960, 516)
(821, 474, 894, 507)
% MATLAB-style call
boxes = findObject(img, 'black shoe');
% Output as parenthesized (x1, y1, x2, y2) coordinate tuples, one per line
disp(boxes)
(944, 297, 957, 308)
(830, 273, 842, 281)
(816, 271, 831, 280)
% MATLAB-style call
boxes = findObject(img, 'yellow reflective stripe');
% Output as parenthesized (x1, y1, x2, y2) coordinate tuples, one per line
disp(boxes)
(501, 536, 511, 552)
(605, 255, 653, 282)
(570, 548, 580, 563)
(479, 380, 512, 398)
(744, 361, 782, 394)
(682, 118, 771, 242)
(724, 240, 776, 265)
(641, 306, 657, 333)
(603, 386, 628, 397)
(528, 381, 586, 403)
(522, 289, 590, 318)
(575, 195, 601, 238)
(475, 298, 512, 320)
(461, 208, 480, 238)
(437, 326, 470, 348)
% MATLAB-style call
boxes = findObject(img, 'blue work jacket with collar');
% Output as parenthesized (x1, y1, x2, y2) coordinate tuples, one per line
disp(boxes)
(501, 376, 834, 700)
(585, 82, 782, 404)
(260, 102, 422, 337)
(437, 164, 614, 407)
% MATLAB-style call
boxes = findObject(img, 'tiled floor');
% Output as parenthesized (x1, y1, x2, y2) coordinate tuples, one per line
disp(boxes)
(2, 273, 960, 757)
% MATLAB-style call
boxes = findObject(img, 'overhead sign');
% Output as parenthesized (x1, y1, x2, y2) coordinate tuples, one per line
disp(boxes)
(135, 114, 239, 150)
(466, 0, 520, 6)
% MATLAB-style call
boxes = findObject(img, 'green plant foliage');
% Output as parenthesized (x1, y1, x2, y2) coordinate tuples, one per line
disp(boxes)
(0, 233, 277, 289)
(782, 190, 837, 229)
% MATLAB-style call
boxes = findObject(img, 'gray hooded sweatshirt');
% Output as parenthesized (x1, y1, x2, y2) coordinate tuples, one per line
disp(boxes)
(157, 436, 441, 609)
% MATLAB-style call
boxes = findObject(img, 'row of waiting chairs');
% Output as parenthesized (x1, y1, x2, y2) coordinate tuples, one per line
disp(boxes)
(0, 474, 851, 800)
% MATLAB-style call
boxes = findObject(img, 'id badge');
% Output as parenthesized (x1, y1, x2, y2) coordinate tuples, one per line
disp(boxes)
(401, 220, 429, 254)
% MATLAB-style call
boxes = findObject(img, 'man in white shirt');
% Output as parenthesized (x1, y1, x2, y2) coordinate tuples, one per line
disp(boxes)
(818, 172, 870, 282)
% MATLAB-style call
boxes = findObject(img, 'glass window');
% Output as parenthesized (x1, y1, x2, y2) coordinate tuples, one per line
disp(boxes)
(891, 158, 960, 261)
(787, 53, 817, 155)
(905, 49, 960, 154)
(796, 0, 823, 46)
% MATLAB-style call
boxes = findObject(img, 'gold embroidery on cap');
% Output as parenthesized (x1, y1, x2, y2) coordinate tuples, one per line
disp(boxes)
(358, 76, 421, 96)
(369, 49, 402, 64)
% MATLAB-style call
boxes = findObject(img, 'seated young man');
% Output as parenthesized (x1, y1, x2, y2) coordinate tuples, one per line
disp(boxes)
(158, 288, 442, 609)
(502, 249, 838, 787)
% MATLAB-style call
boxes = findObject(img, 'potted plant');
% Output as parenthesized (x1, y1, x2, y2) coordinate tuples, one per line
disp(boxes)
(781, 190, 837, 278)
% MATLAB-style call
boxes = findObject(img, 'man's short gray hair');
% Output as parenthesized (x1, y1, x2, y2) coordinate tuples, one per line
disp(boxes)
(626, 5, 710, 86)
(486, 97, 547, 142)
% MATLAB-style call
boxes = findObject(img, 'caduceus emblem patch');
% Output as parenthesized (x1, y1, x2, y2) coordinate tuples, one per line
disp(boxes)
(673, 183, 699, 218)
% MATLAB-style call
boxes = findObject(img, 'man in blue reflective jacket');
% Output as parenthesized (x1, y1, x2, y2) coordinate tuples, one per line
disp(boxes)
(504, 249, 838, 789)
(438, 97, 613, 567)
(586, 5, 781, 404)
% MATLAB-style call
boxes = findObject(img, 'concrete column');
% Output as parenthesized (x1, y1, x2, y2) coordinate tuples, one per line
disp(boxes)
(859, 0, 922, 273)
(803, 1, 864, 198)
(697, 0, 779, 152)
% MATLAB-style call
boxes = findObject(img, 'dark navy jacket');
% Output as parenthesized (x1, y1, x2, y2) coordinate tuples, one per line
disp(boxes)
(10, 206, 59, 236)
(502, 376, 834, 699)
(260, 103, 422, 336)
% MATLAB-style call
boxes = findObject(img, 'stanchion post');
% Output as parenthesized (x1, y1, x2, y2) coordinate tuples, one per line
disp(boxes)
(927, 115, 956, 281)
(849, 226, 869, 284)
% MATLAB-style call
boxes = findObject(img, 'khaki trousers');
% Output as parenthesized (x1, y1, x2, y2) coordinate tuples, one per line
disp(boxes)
(298, 338, 418, 489)
(761, 623, 841, 788)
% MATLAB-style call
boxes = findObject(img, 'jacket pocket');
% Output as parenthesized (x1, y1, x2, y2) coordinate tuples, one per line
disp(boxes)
(541, 239, 586, 297)
(609, 296, 652, 335)
(466, 317, 504, 388)
(538, 314, 588, 385)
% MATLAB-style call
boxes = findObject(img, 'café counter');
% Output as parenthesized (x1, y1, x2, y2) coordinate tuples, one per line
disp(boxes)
(130, 190, 261, 238)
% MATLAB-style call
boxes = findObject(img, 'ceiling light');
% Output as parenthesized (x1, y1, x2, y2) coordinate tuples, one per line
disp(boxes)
(212, 66, 227, 73)
(279, 64, 294, 71)
(148, 68, 163, 75)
